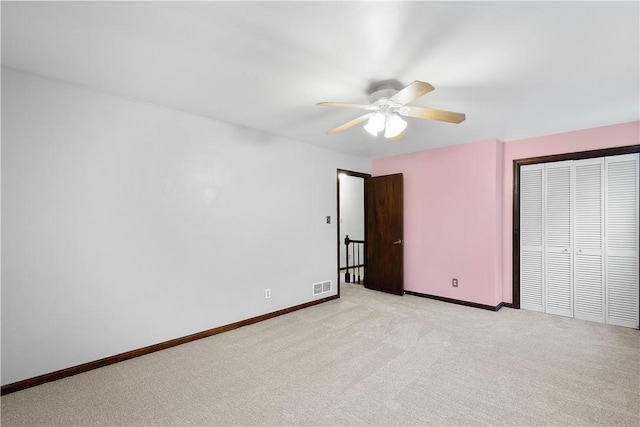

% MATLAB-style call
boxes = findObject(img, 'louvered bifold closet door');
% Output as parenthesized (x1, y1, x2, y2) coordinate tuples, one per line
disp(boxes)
(520, 164, 544, 312)
(605, 153, 639, 328)
(545, 161, 573, 317)
(573, 158, 605, 323)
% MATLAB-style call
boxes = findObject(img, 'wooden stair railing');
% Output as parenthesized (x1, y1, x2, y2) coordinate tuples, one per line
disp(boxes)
(344, 235, 365, 284)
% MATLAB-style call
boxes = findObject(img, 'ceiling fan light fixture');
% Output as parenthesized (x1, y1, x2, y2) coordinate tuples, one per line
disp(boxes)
(364, 112, 385, 136)
(384, 113, 407, 138)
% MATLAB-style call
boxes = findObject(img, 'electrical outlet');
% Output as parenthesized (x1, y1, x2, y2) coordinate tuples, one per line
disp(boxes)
(265, 289, 271, 299)
(326, 216, 331, 224)
(452, 278, 458, 288)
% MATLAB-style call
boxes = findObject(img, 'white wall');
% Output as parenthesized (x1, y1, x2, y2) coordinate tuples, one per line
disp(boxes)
(0, 68, 370, 385)
(338, 175, 365, 269)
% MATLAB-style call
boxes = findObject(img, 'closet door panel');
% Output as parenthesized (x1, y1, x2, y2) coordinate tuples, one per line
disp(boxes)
(545, 161, 573, 317)
(546, 251, 572, 315)
(607, 258, 638, 327)
(574, 158, 605, 323)
(605, 154, 639, 328)
(520, 164, 544, 312)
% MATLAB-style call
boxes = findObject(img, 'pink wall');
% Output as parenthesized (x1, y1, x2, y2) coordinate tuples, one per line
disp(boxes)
(501, 121, 640, 303)
(372, 120, 639, 307)
(373, 138, 504, 307)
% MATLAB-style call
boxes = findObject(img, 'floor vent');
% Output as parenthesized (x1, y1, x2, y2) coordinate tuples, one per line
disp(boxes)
(313, 280, 332, 296)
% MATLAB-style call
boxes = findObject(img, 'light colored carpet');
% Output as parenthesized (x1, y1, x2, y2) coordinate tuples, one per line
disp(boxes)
(2, 282, 639, 426)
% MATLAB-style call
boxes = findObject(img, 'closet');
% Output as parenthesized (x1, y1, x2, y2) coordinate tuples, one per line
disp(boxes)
(520, 153, 638, 328)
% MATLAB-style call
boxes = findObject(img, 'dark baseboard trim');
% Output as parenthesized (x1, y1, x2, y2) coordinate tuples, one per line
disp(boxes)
(501, 302, 516, 309)
(1, 294, 339, 396)
(404, 290, 504, 312)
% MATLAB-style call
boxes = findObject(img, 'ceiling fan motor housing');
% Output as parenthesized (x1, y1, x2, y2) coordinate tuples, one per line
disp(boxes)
(367, 79, 403, 103)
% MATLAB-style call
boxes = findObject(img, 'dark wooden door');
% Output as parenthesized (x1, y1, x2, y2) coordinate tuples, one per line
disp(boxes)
(365, 173, 404, 295)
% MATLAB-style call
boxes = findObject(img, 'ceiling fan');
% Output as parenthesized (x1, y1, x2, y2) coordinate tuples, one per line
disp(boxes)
(317, 80, 465, 140)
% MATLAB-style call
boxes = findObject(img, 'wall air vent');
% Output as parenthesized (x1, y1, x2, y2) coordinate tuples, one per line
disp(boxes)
(322, 280, 331, 292)
(313, 280, 332, 296)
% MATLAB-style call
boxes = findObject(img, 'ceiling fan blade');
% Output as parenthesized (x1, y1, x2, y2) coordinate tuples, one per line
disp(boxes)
(317, 102, 374, 110)
(389, 81, 434, 105)
(390, 132, 406, 142)
(326, 113, 372, 135)
(399, 106, 466, 124)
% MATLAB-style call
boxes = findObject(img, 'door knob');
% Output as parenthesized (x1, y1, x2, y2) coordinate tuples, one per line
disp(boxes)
(393, 240, 402, 245)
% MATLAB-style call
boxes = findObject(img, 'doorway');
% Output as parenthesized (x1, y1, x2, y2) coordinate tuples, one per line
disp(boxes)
(337, 169, 369, 295)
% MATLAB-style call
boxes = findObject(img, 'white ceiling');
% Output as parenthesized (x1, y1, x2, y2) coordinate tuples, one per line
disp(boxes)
(2, 1, 638, 158)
